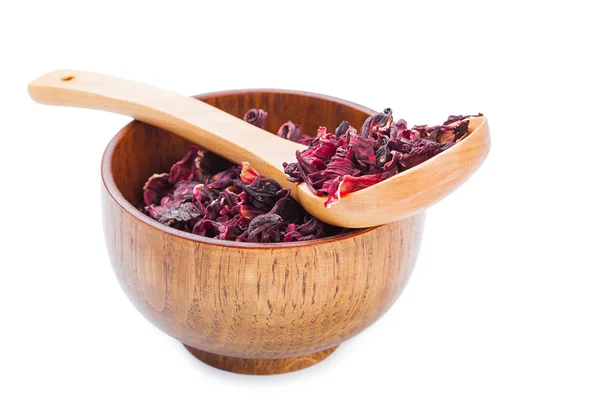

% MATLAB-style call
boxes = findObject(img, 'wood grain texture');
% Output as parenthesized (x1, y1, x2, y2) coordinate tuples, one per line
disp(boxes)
(100, 89, 426, 374)
(183, 344, 339, 375)
(31, 70, 490, 228)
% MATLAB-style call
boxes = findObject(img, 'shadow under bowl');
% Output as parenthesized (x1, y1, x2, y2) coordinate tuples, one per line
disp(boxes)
(101, 89, 425, 375)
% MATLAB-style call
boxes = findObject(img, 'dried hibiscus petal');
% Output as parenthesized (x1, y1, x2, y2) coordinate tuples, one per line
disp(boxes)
(360, 108, 394, 139)
(147, 201, 202, 226)
(247, 214, 283, 242)
(240, 162, 259, 184)
(324, 174, 384, 208)
(239, 205, 263, 219)
(173, 180, 200, 203)
(143, 173, 172, 206)
(277, 121, 313, 145)
(206, 168, 238, 190)
(349, 135, 377, 170)
(218, 216, 246, 241)
(399, 139, 445, 169)
(192, 219, 222, 237)
(437, 130, 456, 144)
(243, 108, 268, 129)
(269, 188, 301, 224)
(169, 146, 200, 183)
(243, 176, 282, 209)
(277, 121, 300, 141)
(335, 121, 351, 139)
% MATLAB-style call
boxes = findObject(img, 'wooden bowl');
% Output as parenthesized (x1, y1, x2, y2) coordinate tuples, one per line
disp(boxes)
(101, 90, 425, 375)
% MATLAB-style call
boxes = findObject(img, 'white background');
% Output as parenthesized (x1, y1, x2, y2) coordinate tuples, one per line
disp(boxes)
(1, 1, 599, 399)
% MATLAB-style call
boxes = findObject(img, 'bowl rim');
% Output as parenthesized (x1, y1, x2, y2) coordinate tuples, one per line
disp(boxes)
(101, 88, 383, 249)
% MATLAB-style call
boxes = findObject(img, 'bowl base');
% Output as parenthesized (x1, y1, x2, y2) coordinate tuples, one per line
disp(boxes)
(183, 344, 339, 375)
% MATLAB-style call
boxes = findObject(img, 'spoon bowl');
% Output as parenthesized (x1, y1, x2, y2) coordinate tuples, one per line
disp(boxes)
(296, 116, 490, 227)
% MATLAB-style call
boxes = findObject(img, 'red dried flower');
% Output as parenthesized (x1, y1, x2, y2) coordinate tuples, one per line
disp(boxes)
(243, 108, 268, 129)
(143, 173, 172, 206)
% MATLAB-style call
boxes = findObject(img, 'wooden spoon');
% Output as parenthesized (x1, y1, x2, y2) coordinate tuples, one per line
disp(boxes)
(28, 70, 490, 228)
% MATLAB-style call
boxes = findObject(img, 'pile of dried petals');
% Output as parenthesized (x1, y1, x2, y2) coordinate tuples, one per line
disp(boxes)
(143, 107, 482, 242)
(284, 109, 482, 207)
(142, 109, 346, 243)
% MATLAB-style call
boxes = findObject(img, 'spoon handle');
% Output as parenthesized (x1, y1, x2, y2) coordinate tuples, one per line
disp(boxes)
(28, 70, 305, 194)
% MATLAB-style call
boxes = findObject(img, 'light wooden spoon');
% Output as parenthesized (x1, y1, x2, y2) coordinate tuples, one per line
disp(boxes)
(28, 70, 490, 228)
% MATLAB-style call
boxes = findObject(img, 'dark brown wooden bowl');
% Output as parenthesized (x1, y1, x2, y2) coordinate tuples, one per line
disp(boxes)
(101, 90, 425, 375)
